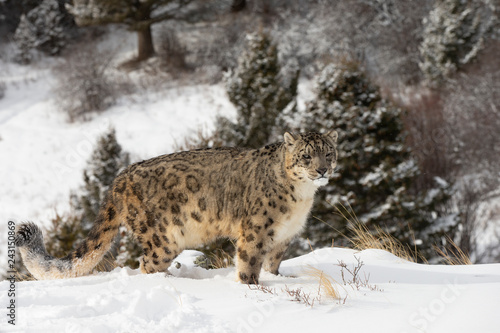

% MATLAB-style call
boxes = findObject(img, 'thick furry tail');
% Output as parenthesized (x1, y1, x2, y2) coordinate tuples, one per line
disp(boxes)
(15, 196, 121, 280)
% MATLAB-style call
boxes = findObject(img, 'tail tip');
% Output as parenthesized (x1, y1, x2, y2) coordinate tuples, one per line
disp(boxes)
(15, 222, 42, 248)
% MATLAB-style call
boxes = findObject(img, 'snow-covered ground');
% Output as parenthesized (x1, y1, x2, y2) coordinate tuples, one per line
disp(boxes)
(1, 248, 499, 332)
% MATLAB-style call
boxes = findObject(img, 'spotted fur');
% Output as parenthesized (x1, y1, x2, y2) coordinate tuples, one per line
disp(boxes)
(15, 131, 338, 284)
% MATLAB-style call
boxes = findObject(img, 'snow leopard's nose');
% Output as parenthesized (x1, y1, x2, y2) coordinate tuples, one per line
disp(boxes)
(316, 168, 327, 177)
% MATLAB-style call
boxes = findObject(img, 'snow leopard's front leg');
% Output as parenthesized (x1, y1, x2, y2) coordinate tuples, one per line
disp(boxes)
(235, 217, 273, 284)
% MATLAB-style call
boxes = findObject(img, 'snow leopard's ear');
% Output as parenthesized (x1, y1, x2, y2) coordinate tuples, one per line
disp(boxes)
(324, 130, 338, 145)
(284, 132, 297, 146)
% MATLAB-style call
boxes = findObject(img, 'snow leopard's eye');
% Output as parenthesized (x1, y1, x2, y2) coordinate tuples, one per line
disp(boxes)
(302, 154, 311, 160)
(326, 152, 334, 159)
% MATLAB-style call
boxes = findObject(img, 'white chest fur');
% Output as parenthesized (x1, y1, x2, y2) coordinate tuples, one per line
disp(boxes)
(274, 181, 319, 244)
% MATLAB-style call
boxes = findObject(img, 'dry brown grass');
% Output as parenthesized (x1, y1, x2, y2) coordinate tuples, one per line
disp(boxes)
(305, 266, 343, 301)
(433, 236, 472, 265)
(208, 248, 234, 269)
(332, 203, 427, 263)
(323, 202, 473, 266)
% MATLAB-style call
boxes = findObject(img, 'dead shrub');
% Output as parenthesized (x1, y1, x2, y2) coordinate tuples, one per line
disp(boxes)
(444, 72, 500, 173)
(400, 90, 456, 190)
(157, 28, 189, 75)
(0, 81, 5, 100)
(54, 47, 122, 122)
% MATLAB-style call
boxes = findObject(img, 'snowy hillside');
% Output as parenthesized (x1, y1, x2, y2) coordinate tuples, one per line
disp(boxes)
(0, 58, 235, 224)
(1, 248, 499, 332)
(0, 55, 238, 273)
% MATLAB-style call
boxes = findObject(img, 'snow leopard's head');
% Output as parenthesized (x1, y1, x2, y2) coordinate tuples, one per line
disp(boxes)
(284, 131, 338, 187)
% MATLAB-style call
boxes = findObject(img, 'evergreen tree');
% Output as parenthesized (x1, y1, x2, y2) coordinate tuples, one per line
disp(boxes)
(419, 0, 493, 84)
(13, 0, 77, 64)
(72, 128, 130, 231)
(39, 128, 142, 271)
(44, 211, 85, 258)
(196, 30, 298, 261)
(68, 127, 141, 269)
(298, 62, 453, 260)
(220, 30, 299, 148)
(0, 0, 23, 42)
(9, 130, 134, 280)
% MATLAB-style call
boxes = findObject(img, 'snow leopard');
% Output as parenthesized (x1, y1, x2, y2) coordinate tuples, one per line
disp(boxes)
(15, 131, 338, 284)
